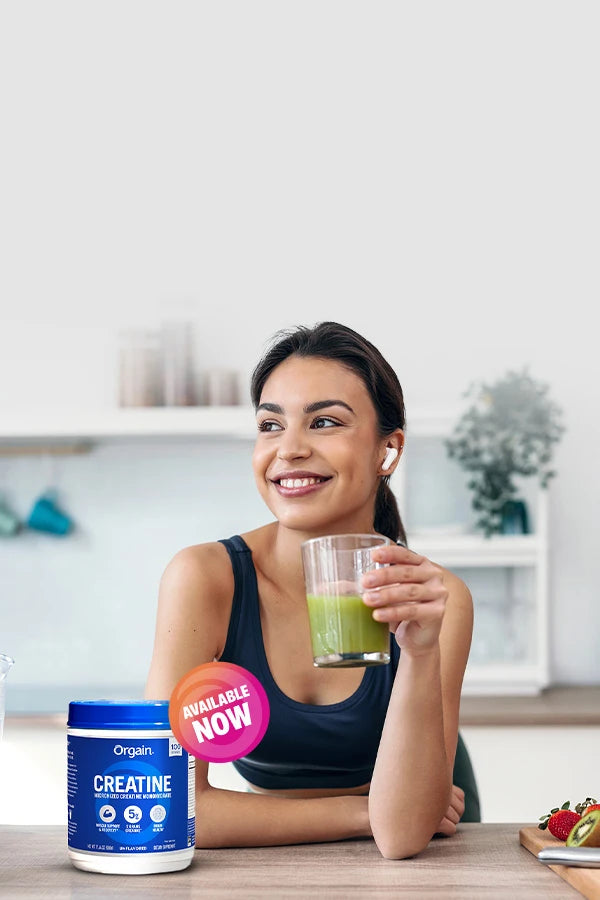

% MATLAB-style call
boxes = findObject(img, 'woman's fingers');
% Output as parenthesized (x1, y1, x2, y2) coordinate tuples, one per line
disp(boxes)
(370, 545, 424, 566)
(435, 785, 466, 835)
(369, 596, 446, 623)
(363, 552, 440, 593)
(434, 816, 457, 837)
(451, 785, 466, 819)
(363, 551, 450, 654)
(444, 803, 461, 825)
(363, 562, 433, 588)
(363, 581, 448, 606)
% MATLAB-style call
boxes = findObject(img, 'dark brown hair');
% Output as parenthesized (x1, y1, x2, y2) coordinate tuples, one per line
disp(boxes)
(250, 321, 407, 545)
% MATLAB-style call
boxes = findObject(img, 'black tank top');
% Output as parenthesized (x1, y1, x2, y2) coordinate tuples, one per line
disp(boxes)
(217, 535, 401, 790)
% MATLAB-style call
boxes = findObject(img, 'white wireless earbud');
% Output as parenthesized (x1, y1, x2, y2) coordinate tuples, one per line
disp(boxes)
(381, 447, 398, 471)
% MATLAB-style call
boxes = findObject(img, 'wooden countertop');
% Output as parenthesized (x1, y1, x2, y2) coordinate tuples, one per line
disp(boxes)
(7, 684, 600, 729)
(0, 824, 581, 898)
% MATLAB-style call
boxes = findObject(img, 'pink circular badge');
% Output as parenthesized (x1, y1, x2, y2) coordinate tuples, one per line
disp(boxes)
(169, 662, 270, 763)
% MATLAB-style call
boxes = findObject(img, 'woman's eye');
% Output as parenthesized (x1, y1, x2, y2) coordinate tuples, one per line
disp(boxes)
(312, 417, 340, 429)
(257, 420, 283, 433)
(257, 417, 340, 432)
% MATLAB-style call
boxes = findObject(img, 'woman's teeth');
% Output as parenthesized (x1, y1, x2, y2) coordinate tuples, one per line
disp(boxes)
(279, 477, 324, 488)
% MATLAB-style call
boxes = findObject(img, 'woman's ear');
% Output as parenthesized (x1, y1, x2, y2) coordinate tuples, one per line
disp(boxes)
(379, 431, 404, 473)
(381, 447, 398, 471)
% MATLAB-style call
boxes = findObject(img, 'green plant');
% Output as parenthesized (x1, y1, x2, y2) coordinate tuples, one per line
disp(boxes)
(444, 368, 565, 537)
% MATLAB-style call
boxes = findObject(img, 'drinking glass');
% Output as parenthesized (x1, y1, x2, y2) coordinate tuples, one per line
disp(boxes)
(0, 654, 14, 742)
(301, 534, 391, 667)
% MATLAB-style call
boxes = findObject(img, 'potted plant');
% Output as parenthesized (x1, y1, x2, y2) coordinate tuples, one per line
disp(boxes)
(444, 368, 565, 537)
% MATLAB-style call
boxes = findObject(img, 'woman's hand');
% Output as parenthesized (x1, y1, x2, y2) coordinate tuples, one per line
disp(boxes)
(433, 784, 466, 837)
(361, 544, 448, 657)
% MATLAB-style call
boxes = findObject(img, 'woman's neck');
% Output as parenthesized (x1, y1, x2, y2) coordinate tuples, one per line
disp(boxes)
(258, 515, 378, 599)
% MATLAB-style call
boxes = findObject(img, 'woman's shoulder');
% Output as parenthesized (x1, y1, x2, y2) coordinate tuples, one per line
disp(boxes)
(146, 541, 238, 697)
(161, 540, 235, 603)
(434, 564, 473, 606)
(429, 563, 474, 646)
(436, 564, 471, 594)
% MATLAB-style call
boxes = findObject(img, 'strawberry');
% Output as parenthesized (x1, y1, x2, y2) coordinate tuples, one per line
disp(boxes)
(539, 801, 581, 841)
(575, 797, 600, 816)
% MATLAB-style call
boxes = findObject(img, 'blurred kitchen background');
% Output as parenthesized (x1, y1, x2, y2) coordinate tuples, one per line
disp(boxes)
(1, 2, 599, 825)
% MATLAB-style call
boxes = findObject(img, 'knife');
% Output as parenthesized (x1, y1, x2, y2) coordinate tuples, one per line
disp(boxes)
(538, 846, 600, 868)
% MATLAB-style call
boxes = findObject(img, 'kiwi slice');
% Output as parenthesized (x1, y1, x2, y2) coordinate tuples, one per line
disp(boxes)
(566, 809, 600, 847)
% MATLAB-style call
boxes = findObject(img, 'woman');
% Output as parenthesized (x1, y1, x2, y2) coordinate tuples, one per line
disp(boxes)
(145, 321, 480, 859)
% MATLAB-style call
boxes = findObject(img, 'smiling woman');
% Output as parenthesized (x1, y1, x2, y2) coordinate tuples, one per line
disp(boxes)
(144, 321, 480, 859)
(256, 397, 353, 496)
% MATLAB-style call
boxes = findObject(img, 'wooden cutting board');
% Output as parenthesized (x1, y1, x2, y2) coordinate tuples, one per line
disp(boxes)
(519, 826, 600, 899)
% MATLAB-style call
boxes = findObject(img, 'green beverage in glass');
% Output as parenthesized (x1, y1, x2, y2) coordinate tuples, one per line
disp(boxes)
(301, 534, 391, 667)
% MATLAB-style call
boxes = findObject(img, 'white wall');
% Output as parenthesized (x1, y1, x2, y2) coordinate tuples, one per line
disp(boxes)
(1, 2, 599, 708)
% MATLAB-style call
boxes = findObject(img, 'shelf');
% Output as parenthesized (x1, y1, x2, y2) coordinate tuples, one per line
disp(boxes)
(0, 406, 464, 444)
(407, 533, 544, 567)
(463, 663, 548, 696)
(0, 407, 258, 443)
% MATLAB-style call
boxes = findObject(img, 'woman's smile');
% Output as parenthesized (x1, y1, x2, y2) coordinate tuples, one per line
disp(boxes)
(271, 471, 333, 498)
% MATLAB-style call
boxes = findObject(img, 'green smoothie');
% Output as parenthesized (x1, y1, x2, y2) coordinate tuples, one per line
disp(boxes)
(306, 593, 390, 664)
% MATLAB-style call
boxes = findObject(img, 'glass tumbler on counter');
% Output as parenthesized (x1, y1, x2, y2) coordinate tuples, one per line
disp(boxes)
(0, 654, 14, 742)
(301, 534, 391, 667)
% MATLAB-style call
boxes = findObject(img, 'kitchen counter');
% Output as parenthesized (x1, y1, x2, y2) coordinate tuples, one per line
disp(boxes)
(459, 684, 600, 726)
(0, 824, 580, 898)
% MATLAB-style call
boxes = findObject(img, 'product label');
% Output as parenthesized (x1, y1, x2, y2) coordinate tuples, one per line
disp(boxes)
(67, 735, 195, 854)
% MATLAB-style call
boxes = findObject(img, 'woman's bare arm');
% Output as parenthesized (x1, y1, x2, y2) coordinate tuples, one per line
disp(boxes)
(366, 548, 473, 859)
(144, 543, 371, 848)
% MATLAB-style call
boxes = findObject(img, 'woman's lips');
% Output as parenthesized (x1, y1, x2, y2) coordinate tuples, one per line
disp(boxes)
(272, 477, 332, 498)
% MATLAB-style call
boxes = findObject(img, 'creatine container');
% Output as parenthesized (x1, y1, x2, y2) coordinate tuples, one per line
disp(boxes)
(67, 700, 195, 874)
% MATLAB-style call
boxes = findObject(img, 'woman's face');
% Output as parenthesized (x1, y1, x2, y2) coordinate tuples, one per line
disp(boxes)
(252, 355, 390, 536)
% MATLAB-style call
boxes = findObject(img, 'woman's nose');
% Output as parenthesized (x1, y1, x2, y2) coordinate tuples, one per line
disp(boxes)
(276, 429, 311, 461)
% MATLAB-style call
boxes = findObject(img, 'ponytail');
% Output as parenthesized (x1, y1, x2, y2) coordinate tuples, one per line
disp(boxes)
(375, 478, 408, 547)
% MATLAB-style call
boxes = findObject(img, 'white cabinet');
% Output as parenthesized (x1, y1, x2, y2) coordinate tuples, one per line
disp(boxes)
(7, 718, 596, 825)
(393, 412, 549, 696)
(460, 725, 600, 823)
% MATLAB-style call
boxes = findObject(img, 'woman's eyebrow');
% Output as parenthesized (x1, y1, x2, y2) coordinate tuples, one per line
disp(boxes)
(256, 400, 355, 415)
(305, 399, 356, 415)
